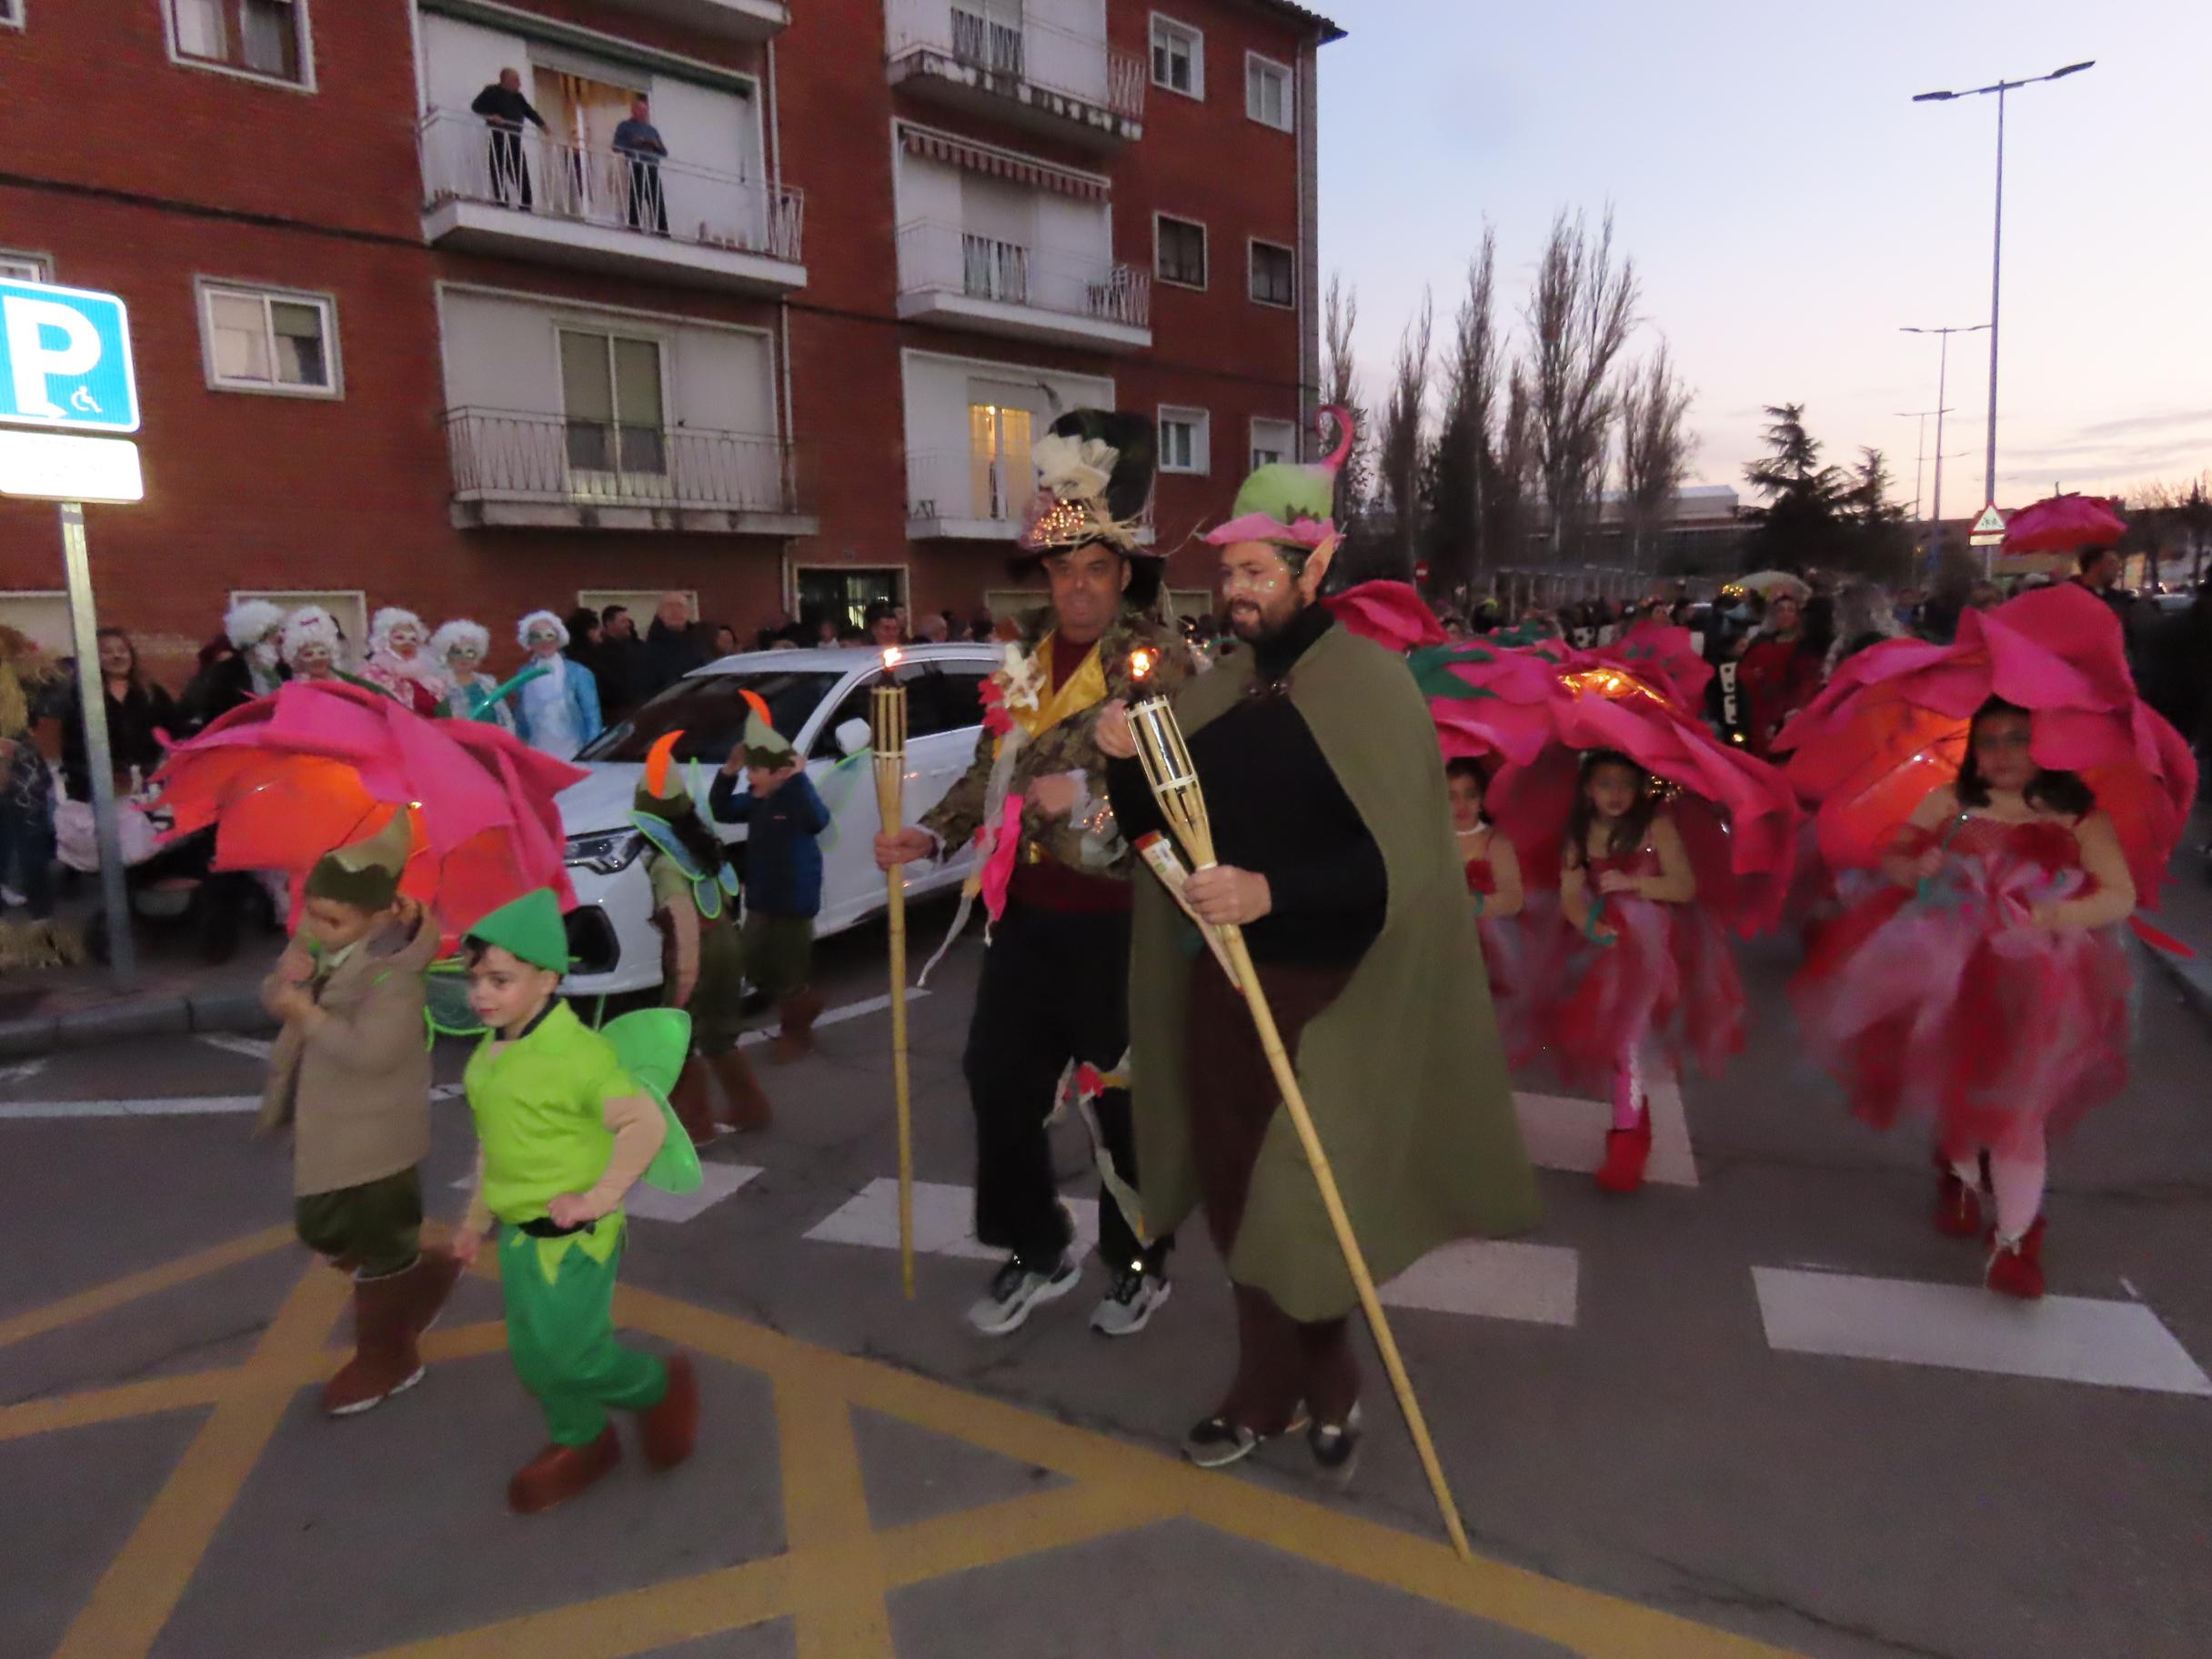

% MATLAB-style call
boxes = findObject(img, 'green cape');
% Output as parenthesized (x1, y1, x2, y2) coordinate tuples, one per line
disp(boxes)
(1127, 620, 1539, 1322)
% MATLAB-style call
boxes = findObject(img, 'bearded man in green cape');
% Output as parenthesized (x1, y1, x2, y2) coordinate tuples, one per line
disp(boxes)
(1100, 418, 1537, 1474)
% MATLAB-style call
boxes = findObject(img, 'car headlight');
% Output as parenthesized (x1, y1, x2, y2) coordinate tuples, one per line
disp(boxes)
(564, 830, 644, 875)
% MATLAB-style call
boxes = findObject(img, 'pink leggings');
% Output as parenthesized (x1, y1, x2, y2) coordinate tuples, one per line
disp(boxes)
(1951, 1126, 2046, 1243)
(1611, 1051, 1644, 1131)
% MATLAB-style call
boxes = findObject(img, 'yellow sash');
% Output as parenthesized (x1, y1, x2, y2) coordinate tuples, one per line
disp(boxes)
(1012, 632, 1108, 742)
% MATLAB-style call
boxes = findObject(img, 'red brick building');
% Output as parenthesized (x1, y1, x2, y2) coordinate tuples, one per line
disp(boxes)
(0, 0, 1340, 681)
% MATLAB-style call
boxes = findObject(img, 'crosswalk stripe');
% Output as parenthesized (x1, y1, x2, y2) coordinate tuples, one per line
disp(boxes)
(1513, 1078, 1697, 1188)
(196, 1033, 274, 1061)
(1753, 1266, 2212, 1395)
(735, 988, 930, 1050)
(805, 1179, 1581, 1327)
(0, 1095, 262, 1120)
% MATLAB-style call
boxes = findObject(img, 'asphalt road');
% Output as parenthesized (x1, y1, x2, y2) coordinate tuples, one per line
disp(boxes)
(5, 901, 2210, 1659)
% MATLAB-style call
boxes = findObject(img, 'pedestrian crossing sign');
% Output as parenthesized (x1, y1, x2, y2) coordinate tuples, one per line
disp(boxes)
(1969, 505, 2007, 546)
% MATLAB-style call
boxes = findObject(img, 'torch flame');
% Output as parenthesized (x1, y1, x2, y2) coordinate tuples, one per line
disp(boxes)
(1130, 648, 1156, 680)
(882, 646, 904, 669)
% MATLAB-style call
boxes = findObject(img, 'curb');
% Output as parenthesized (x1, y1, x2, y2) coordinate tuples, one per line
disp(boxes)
(2143, 938, 2212, 1031)
(0, 985, 276, 1060)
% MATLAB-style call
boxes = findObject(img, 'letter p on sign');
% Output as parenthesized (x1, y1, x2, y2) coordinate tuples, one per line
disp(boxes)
(0, 280, 140, 435)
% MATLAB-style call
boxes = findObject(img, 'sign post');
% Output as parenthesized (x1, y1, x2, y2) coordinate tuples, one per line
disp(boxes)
(0, 278, 146, 982)
(1968, 503, 2007, 579)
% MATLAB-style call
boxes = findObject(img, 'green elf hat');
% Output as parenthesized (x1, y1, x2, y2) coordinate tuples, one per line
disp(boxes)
(740, 703, 793, 769)
(304, 808, 413, 912)
(465, 887, 571, 973)
(631, 729, 699, 824)
(1202, 404, 1352, 568)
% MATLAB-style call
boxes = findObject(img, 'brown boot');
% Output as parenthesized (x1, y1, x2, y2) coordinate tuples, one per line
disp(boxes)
(769, 988, 824, 1064)
(508, 1425, 622, 1514)
(709, 1047, 773, 1131)
(669, 1059, 723, 1146)
(637, 1352, 699, 1472)
(322, 1264, 426, 1417)
(394, 1246, 463, 1338)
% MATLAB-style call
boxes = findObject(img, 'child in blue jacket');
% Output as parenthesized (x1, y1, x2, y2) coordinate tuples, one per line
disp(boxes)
(710, 704, 830, 1061)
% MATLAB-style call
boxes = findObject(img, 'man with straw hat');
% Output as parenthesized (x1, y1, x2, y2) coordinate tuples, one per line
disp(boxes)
(1099, 412, 1537, 1475)
(874, 409, 1188, 1340)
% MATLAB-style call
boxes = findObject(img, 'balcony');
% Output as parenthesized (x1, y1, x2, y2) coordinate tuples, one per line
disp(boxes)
(598, 0, 792, 42)
(418, 112, 806, 297)
(905, 447, 1153, 542)
(886, 0, 1143, 149)
(895, 221, 1149, 351)
(446, 408, 817, 537)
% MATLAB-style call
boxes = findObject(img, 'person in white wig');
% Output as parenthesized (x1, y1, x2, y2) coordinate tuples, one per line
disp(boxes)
(281, 606, 347, 683)
(512, 610, 601, 759)
(363, 608, 450, 718)
(430, 619, 518, 733)
(181, 598, 288, 732)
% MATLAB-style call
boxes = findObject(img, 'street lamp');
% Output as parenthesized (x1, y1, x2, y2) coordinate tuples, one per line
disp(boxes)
(1913, 59, 2095, 522)
(1900, 324, 1988, 578)
(1892, 406, 1954, 525)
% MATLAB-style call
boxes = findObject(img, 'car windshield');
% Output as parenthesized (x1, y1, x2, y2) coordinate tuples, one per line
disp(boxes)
(578, 670, 846, 765)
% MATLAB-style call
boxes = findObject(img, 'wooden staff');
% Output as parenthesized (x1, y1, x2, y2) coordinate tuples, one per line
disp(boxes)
(1129, 692, 1473, 1562)
(870, 674, 915, 1300)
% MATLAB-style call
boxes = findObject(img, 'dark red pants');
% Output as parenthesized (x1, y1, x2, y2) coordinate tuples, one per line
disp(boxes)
(1186, 956, 1359, 1432)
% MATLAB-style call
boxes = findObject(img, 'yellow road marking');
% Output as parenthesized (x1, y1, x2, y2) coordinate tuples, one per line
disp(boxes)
(776, 1378, 896, 1658)
(0, 1223, 293, 1351)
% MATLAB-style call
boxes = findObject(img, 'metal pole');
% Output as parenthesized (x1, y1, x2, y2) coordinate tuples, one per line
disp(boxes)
(1982, 85, 2006, 579)
(1927, 337, 1950, 583)
(59, 502, 136, 982)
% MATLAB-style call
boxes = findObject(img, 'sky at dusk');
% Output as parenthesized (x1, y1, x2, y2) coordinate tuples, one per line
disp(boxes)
(1313, 0, 2210, 515)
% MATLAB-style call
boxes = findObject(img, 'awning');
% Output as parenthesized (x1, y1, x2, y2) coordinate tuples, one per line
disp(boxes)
(898, 124, 1109, 204)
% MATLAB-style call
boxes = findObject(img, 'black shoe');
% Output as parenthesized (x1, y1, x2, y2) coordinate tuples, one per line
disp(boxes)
(1308, 1404, 1363, 1483)
(1182, 1416, 1262, 1469)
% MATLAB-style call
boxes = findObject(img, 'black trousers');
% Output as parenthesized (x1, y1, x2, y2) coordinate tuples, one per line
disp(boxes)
(625, 157, 668, 234)
(488, 127, 532, 208)
(963, 900, 1165, 1272)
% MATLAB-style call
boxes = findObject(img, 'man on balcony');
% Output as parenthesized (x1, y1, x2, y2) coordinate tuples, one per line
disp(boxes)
(613, 96, 670, 237)
(472, 68, 550, 211)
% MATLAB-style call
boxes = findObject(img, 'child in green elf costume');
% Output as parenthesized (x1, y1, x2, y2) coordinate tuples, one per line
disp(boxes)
(453, 887, 704, 1514)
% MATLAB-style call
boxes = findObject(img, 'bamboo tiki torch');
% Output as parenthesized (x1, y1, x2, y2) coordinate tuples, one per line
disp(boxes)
(1127, 688, 1473, 1562)
(871, 662, 915, 1300)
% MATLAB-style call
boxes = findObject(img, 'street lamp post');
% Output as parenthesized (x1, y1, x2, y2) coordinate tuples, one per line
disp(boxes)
(1893, 405, 1953, 526)
(1913, 59, 2095, 526)
(1900, 324, 1987, 580)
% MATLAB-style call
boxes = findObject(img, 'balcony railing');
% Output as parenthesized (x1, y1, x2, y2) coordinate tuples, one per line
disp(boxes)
(896, 220, 1150, 328)
(419, 110, 805, 265)
(887, 0, 1144, 122)
(907, 447, 1025, 527)
(446, 407, 799, 517)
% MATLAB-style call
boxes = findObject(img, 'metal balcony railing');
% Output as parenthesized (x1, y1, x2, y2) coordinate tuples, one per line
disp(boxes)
(907, 447, 1025, 526)
(418, 110, 805, 264)
(887, 0, 1144, 121)
(445, 407, 800, 516)
(896, 220, 1150, 328)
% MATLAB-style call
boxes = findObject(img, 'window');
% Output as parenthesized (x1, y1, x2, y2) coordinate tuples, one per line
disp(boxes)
(559, 328, 666, 481)
(1149, 16, 1202, 99)
(168, 0, 309, 85)
(967, 401, 1032, 520)
(898, 663, 986, 739)
(0, 2, 22, 31)
(0, 252, 49, 282)
(1155, 215, 1207, 289)
(198, 281, 339, 396)
(1246, 54, 1292, 131)
(1159, 407, 1209, 475)
(1250, 240, 1295, 308)
(1250, 418, 1297, 472)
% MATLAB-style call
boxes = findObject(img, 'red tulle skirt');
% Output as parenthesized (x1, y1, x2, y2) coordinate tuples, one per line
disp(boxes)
(1536, 889, 1746, 1093)
(1790, 819, 2133, 1153)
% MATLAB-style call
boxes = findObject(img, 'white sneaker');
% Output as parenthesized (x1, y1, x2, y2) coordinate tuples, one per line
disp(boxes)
(1089, 1265, 1171, 1337)
(965, 1252, 1080, 1337)
(0, 886, 24, 909)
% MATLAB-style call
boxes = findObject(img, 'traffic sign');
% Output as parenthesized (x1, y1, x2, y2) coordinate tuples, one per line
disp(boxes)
(1413, 559, 1432, 583)
(1968, 504, 2006, 547)
(0, 278, 140, 435)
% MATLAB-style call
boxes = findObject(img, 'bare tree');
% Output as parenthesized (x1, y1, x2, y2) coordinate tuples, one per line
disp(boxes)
(1522, 208, 1640, 565)
(1375, 288, 1434, 578)
(1321, 273, 1372, 524)
(1616, 340, 1694, 573)
(1493, 367, 1536, 577)
(1423, 229, 1504, 590)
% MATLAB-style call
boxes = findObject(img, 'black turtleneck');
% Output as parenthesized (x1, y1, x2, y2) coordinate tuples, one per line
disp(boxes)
(1107, 605, 1386, 965)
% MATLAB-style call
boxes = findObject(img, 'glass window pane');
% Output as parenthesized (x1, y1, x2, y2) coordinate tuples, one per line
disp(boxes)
(268, 300, 327, 386)
(580, 670, 845, 765)
(240, 0, 300, 80)
(612, 337, 662, 427)
(209, 293, 270, 382)
(558, 330, 615, 423)
(173, 0, 227, 61)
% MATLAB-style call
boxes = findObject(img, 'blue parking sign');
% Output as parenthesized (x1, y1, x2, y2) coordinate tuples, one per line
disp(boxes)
(0, 279, 140, 435)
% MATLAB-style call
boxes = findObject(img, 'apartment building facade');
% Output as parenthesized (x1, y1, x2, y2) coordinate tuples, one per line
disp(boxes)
(0, 0, 1340, 677)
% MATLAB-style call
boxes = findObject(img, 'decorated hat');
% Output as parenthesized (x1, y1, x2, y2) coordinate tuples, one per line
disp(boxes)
(630, 729, 699, 823)
(1018, 409, 1159, 559)
(465, 887, 571, 973)
(739, 690, 792, 769)
(304, 808, 413, 912)
(1203, 405, 1352, 562)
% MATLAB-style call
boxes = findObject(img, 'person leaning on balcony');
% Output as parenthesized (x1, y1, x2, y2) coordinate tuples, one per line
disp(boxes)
(612, 96, 669, 236)
(472, 68, 549, 211)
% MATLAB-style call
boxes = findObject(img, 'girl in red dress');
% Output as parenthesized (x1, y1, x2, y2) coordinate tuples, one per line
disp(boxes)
(1447, 759, 1532, 1057)
(1552, 751, 1746, 1193)
(1792, 699, 2137, 1298)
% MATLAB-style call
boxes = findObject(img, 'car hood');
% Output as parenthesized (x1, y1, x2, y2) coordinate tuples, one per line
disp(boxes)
(558, 764, 652, 837)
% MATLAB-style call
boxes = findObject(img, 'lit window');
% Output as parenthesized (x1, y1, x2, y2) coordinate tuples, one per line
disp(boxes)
(1156, 216, 1207, 289)
(199, 282, 340, 396)
(1246, 55, 1292, 131)
(1159, 407, 1209, 475)
(1251, 419, 1296, 471)
(1150, 17, 1202, 99)
(170, 0, 308, 86)
(1250, 242, 1295, 308)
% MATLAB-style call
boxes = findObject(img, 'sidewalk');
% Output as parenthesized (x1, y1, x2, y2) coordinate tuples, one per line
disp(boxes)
(2142, 804, 2212, 1027)
(0, 894, 279, 1057)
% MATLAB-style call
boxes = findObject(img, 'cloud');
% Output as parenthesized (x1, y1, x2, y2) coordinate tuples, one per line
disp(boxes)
(2069, 408, 2212, 441)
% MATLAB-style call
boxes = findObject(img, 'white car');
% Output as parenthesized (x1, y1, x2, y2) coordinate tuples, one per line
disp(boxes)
(556, 644, 996, 996)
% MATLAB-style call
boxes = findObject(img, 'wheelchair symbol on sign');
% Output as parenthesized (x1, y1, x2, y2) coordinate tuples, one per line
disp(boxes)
(69, 387, 102, 416)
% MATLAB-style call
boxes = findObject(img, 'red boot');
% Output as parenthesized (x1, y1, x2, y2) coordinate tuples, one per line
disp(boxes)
(1933, 1168, 1984, 1239)
(637, 1352, 699, 1472)
(322, 1266, 426, 1417)
(669, 1059, 723, 1146)
(1986, 1216, 2046, 1301)
(1594, 1107, 1652, 1194)
(508, 1426, 622, 1513)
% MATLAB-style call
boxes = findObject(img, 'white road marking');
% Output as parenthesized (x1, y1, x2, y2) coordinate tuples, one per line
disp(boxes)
(0, 1095, 261, 1120)
(0, 1059, 47, 1088)
(197, 1033, 274, 1061)
(734, 988, 930, 1049)
(1513, 1074, 1698, 1188)
(1754, 1266, 2212, 1396)
(806, 1178, 1580, 1326)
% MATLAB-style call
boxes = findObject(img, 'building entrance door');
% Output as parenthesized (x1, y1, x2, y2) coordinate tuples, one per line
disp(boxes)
(796, 568, 906, 643)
